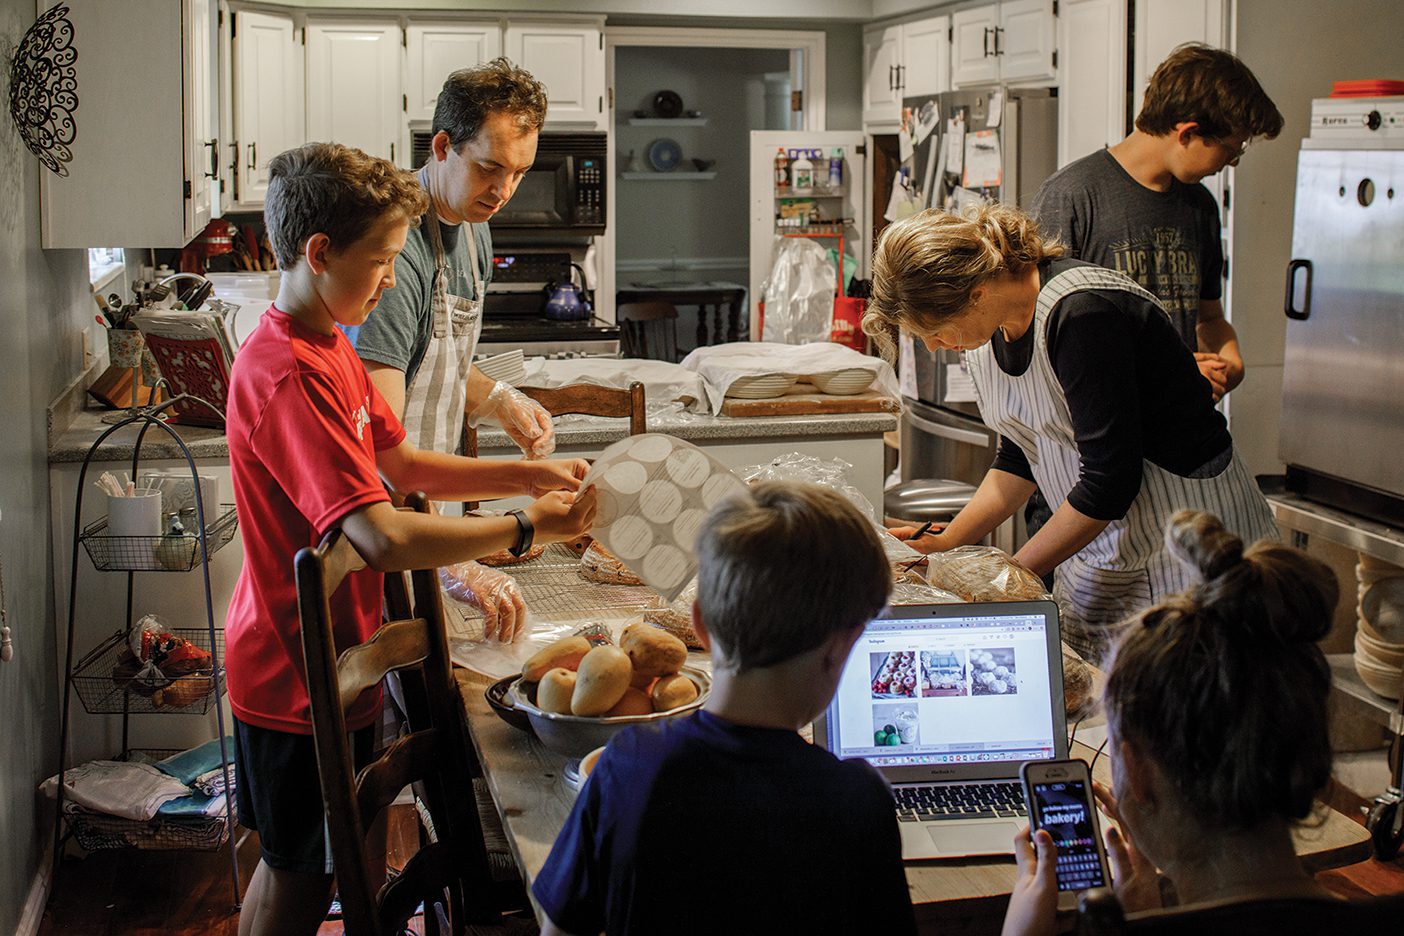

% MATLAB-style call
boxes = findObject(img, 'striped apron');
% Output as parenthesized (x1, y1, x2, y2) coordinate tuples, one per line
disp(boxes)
(401, 176, 484, 456)
(965, 265, 1278, 661)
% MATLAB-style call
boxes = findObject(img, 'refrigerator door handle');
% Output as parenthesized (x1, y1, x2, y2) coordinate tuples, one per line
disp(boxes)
(1284, 258, 1312, 321)
(906, 408, 993, 447)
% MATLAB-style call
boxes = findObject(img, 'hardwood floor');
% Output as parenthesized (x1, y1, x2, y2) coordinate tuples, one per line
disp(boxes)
(38, 801, 1404, 934)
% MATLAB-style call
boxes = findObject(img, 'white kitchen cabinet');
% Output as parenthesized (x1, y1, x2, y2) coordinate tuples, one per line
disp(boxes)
(230, 8, 303, 210)
(1057, 0, 1127, 167)
(40, 0, 218, 248)
(406, 22, 501, 125)
(305, 20, 402, 163)
(952, 1, 1056, 89)
(505, 22, 605, 130)
(861, 15, 950, 131)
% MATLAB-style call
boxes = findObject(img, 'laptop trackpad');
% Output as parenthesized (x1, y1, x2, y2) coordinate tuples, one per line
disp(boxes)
(928, 821, 1016, 856)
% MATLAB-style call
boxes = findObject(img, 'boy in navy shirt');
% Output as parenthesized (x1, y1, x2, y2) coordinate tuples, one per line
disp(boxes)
(534, 482, 916, 935)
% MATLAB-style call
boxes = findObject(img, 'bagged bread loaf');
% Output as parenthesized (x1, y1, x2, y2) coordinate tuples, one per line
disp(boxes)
(642, 579, 703, 649)
(925, 546, 1048, 603)
(579, 541, 644, 586)
(477, 543, 545, 566)
(1061, 643, 1095, 719)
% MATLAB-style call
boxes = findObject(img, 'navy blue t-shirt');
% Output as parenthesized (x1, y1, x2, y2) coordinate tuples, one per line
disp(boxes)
(532, 710, 916, 936)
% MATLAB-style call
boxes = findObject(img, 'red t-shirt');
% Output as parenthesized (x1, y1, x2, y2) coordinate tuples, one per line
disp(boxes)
(225, 306, 405, 734)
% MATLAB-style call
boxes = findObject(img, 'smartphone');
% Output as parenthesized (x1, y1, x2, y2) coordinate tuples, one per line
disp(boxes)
(1020, 759, 1112, 910)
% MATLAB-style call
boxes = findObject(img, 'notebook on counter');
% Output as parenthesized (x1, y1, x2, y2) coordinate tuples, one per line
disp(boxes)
(814, 600, 1068, 860)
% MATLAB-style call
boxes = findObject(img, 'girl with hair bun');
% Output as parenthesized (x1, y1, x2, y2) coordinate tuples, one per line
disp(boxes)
(1002, 510, 1341, 934)
(867, 204, 1277, 661)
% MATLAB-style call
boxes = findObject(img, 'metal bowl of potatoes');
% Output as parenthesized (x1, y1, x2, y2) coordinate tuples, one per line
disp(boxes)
(505, 666, 711, 761)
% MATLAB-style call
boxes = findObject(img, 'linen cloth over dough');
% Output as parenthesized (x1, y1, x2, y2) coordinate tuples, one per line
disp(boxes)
(582, 434, 747, 601)
(681, 341, 901, 414)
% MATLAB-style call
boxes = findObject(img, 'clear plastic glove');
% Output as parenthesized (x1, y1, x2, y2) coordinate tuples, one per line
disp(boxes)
(439, 560, 528, 643)
(468, 380, 556, 459)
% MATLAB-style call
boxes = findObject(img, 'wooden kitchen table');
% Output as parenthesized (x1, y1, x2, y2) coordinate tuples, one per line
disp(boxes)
(453, 668, 1372, 935)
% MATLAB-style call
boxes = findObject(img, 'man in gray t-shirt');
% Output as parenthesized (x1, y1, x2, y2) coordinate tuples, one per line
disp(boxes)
(1031, 43, 1282, 401)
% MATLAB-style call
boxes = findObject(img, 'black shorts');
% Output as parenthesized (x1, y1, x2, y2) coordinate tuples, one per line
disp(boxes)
(233, 715, 374, 875)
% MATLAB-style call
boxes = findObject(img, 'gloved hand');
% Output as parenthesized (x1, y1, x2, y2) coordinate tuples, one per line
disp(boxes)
(468, 380, 556, 459)
(439, 560, 529, 643)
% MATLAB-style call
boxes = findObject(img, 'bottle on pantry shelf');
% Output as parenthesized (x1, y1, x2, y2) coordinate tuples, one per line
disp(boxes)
(828, 148, 844, 189)
(792, 149, 813, 190)
(774, 147, 790, 190)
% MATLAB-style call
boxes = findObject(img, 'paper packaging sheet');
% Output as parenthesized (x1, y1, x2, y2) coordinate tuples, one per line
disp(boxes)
(582, 434, 748, 602)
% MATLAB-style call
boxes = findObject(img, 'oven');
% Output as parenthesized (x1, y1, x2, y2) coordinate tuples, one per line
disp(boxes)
(478, 241, 620, 357)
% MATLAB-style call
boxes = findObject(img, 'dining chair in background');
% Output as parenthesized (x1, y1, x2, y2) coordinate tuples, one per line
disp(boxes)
(617, 301, 680, 362)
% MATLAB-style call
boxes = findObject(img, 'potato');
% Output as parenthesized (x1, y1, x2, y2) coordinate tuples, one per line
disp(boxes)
(522, 636, 592, 682)
(651, 673, 699, 712)
(604, 687, 654, 717)
(571, 645, 633, 715)
(620, 623, 688, 677)
(537, 668, 577, 714)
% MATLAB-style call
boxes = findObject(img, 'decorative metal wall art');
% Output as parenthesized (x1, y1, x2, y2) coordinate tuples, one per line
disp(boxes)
(8, 4, 78, 177)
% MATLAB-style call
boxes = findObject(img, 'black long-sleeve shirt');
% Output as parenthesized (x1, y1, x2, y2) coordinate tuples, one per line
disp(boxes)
(989, 260, 1231, 521)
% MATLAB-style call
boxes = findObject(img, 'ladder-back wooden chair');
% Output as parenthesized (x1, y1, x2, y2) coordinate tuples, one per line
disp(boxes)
(463, 380, 647, 510)
(617, 301, 680, 362)
(296, 492, 496, 935)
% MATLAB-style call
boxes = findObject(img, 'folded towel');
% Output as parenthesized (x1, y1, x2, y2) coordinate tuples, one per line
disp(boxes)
(41, 761, 191, 821)
(155, 738, 232, 786)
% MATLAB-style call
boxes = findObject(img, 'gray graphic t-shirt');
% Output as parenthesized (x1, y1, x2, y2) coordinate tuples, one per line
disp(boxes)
(1030, 148, 1222, 349)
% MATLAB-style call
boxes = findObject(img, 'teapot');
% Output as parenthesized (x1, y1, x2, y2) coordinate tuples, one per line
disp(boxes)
(542, 262, 593, 322)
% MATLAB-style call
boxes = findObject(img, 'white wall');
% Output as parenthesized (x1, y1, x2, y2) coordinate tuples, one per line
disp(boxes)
(1228, 0, 1402, 477)
(0, 0, 101, 926)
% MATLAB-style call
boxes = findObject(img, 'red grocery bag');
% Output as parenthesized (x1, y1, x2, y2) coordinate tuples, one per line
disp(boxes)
(830, 248, 867, 351)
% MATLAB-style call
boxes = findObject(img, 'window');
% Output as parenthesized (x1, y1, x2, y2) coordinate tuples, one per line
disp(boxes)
(88, 248, 125, 292)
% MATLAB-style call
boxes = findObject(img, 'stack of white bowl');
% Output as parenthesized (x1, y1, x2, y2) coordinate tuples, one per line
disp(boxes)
(1354, 554, 1404, 699)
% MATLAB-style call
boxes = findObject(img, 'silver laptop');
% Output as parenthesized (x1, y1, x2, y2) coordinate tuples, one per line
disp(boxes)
(815, 600, 1068, 860)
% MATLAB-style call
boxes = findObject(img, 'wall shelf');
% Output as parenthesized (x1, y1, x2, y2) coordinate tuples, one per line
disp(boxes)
(622, 171, 717, 181)
(626, 117, 708, 126)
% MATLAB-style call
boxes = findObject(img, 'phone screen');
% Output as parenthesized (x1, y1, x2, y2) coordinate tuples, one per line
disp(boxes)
(1029, 778, 1108, 892)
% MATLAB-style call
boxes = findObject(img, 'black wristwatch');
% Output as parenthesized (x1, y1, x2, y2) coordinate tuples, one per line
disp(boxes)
(507, 508, 535, 557)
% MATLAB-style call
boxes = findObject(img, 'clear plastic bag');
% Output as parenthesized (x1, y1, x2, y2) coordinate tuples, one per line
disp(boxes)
(449, 617, 618, 680)
(760, 236, 836, 345)
(924, 545, 1049, 603)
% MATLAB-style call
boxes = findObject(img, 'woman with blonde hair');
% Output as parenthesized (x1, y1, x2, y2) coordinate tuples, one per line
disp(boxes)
(866, 204, 1275, 659)
(1003, 510, 1340, 935)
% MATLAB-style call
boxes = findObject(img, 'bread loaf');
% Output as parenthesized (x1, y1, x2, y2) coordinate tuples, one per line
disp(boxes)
(579, 542, 643, 586)
(478, 544, 545, 566)
(925, 546, 1048, 603)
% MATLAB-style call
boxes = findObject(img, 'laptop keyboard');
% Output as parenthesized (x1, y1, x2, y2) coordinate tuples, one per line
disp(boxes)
(893, 782, 1027, 822)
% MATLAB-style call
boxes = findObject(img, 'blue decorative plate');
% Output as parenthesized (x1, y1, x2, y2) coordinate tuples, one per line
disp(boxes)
(647, 138, 682, 173)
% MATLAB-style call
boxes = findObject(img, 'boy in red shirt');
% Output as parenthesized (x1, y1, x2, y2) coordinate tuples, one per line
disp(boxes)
(225, 142, 596, 936)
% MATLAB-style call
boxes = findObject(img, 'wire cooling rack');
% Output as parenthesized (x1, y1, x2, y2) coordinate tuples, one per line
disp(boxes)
(443, 543, 661, 640)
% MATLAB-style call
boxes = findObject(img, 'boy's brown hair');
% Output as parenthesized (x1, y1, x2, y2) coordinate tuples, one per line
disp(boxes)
(264, 142, 429, 270)
(433, 56, 548, 151)
(1136, 43, 1283, 142)
(695, 481, 891, 673)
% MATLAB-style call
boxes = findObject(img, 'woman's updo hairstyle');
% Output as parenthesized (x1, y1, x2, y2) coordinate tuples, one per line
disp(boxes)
(1103, 510, 1338, 833)
(862, 202, 1065, 362)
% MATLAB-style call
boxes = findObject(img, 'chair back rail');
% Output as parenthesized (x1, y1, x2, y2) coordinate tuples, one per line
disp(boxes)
(335, 619, 431, 714)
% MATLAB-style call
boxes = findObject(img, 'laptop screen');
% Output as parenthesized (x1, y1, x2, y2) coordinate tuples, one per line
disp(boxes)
(820, 601, 1065, 776)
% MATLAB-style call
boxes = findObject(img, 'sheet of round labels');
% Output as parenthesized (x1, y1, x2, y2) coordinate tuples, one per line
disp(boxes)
(581, 433, 748, 602)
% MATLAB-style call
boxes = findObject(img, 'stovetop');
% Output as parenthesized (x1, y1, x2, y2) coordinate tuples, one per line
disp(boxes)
(480, 314, 620, 343)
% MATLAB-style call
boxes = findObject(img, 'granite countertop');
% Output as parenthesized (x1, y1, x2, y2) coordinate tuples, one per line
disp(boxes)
(51, 406, 897, 464)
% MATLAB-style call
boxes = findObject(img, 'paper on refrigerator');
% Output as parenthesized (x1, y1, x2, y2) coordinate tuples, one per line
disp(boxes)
(582, 434, 748, 602)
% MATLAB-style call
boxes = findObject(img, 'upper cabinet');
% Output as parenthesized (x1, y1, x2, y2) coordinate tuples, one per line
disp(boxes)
(40, 0, 218, 247)
(406, 22, 501, 124)
(951, 0, 1056, 89)
(305, 20, 402, 163)
(505, 23, 605, 130)
(861, 14, 950, 132)
(1057, 0, 1128, 168)
(230, 8, 303, 210)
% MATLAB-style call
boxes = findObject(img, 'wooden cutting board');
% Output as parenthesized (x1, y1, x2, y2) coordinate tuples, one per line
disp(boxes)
(720, 386, 900, 417)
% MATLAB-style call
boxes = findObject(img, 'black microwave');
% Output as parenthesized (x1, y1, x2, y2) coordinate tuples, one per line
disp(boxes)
(494, 131, 606, 235)
(408, 129, 606, 234)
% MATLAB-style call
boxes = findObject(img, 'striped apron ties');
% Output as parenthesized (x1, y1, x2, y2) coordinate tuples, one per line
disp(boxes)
(965, 265, 1278, 661)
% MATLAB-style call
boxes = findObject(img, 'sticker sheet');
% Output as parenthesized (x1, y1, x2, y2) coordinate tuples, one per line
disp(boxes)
(582, 434, 748, 602)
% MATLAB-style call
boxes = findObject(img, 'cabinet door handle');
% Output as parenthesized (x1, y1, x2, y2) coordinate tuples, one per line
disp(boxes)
(247, 142, 257, 171)
(994, 26, 1004, 56)
(204, 139, 219, 179)
(888, 63, 895, 91)
(897, 63, 905, 90)
(390, 142, 395, 163)
(983, 27, 992, 57)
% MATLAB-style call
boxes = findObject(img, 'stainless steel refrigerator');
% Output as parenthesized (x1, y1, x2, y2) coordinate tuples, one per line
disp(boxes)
(1281, 115, 1404, 526)
(897, 87, 1059, 489)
